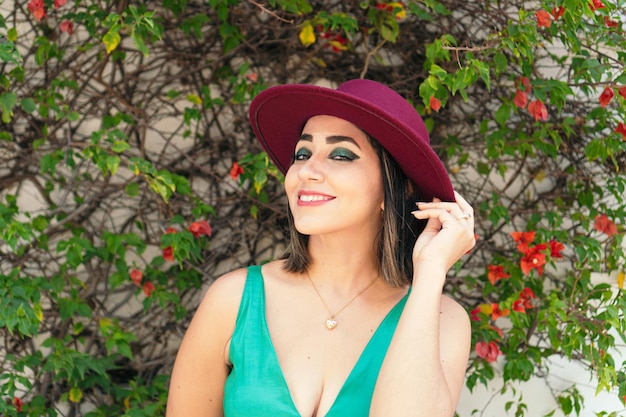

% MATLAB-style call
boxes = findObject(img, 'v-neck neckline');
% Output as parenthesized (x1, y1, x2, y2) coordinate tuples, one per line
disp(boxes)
(259, 271, 408, 417)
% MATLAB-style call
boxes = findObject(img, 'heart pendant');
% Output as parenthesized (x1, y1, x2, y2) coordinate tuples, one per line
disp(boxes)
(325, 318, 338, 330)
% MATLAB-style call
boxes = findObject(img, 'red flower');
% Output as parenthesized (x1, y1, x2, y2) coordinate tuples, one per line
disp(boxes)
(27, 0, 46, 21)
(230, 162, 244, 180)
(616, 122, 626, 138)
(599, 87, 614, 108)
(604, 16, 619, 28)
(536, 10, 552, 28)
(13, 396, 24, 412)
(511, 231, 536, 252)
(594, 214, 617, 237)
(328, 35, 348, 52)
(516, 76, 532, 93)
(429, 96, 441, 112)
(589, 0, 605, 10)
(60, 20, 74, 35)
(551, 6, 565, 20)
(476, 341, 503, 363)
(142, 282, 155, 297)
(130, 269, 143, 286)
(548, 240, 564, 259)
(54, 0, 67, 8)
(165, 227, 178, 234)
(520, 287, 537, 309)
(528, 99, 548, 121)
(162, 246, 174, 262)
(513, 299, 526, 313)
(520, 244, 547, 275)
(491, 303, 509, 320)
(189, 220, 212, 238)
(470, 307, 482, 321)
(513, 89, 528, 109)
(618, 86, 626, 100)
(487, 264, 510, 285)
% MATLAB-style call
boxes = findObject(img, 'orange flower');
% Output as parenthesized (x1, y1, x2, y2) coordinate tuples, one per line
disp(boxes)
(520, 287, 537, 309)
(594, 214, 617, 237)
(536, 10, 552, 28)
(513, 89, 528, 109)
(511, 231, 536, 252)
(142, 282, 155, 297)
(230, 162, 244, 180)
(520, 244, 547, 275)
(429, 96, 442, 112)
(491, 303, 509, 320)
(130, 269, 143, 286)
(599, 87, 614, 107)
(27, 0, 46, 21)
(551, 6, 565, 20)
(188, 220, 212, 238)
(487, 264, 510, 285)
(528, 99, 548, 121)
(616, 122, 626, 138)
(476, 341, 503, 363)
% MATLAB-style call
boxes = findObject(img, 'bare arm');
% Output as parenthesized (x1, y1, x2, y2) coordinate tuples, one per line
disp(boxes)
(371, 192, 475, 417)
(166, 269, 246, 417)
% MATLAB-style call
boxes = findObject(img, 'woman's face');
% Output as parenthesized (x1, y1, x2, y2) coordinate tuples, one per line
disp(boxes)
(284, 115, 384, 237)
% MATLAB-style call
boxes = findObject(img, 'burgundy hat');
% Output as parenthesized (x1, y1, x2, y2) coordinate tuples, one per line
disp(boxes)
(249, 79, 454, 202)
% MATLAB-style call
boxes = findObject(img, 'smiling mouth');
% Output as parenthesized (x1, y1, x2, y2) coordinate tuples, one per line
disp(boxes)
(299, 194, 334, 202)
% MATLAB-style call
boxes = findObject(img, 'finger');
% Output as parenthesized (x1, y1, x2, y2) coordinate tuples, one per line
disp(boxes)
(416, 200, 472, 221)
(453, 191, 474, 216)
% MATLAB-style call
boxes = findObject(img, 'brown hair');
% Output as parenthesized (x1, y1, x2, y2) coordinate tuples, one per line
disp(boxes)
(281, 136, 425, 287)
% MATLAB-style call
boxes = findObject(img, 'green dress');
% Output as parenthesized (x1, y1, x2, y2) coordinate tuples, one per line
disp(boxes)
(223, 265, 409, 416)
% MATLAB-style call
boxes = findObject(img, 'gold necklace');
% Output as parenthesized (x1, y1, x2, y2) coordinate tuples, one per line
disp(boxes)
(306, 271, 378, 330)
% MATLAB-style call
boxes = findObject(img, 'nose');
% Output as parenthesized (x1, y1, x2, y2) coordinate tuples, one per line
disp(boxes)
(297, 155, 324, 182)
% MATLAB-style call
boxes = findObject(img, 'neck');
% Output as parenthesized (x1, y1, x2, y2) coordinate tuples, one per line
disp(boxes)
(305, 234, 381, 295)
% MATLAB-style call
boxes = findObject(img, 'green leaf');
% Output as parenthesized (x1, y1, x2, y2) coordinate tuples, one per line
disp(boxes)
(111, 140, 130, 153)
(20, 97, 36, 113)
(131, 30, 149, 56)
(125, 182, 140, 196)
(494, 53, 507, 72)
(103, 30, 121, 54)
(0, 92, 18, 123)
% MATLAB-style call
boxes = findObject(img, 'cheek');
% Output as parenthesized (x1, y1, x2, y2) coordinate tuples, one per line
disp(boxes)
(284, 166, 298, 197)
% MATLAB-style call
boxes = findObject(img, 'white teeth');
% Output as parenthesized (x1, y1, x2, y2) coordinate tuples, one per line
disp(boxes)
(299, 194, 329, 202)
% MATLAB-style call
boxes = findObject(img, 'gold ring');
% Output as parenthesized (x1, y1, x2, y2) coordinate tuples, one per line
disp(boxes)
(456, 212, 472, 220)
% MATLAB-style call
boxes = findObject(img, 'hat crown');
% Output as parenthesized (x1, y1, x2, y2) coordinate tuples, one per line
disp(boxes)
(336, 79, 430, 146)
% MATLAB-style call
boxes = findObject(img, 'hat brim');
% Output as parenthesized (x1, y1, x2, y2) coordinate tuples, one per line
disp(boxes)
(249, 84, 454, 202)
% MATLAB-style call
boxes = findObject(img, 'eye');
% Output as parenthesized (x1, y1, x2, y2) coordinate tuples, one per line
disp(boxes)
(293, 147, 312, 161)
(330, 148, 360, 161)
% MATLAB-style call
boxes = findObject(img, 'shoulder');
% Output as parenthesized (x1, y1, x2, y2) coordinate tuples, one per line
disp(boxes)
(199, 260, 286, 317)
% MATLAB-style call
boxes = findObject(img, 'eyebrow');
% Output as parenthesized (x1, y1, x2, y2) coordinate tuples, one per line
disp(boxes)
(298, 134, 361, 149)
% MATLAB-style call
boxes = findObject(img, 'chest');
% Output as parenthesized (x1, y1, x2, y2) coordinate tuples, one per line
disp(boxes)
(264, 287, 402, 416)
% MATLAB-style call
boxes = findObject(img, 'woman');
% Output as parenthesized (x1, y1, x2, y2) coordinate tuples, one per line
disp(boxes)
(166, 79, 475, 417)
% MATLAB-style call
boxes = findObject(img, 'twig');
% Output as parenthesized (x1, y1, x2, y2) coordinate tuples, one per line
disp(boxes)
(247, 0, 294, 24)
